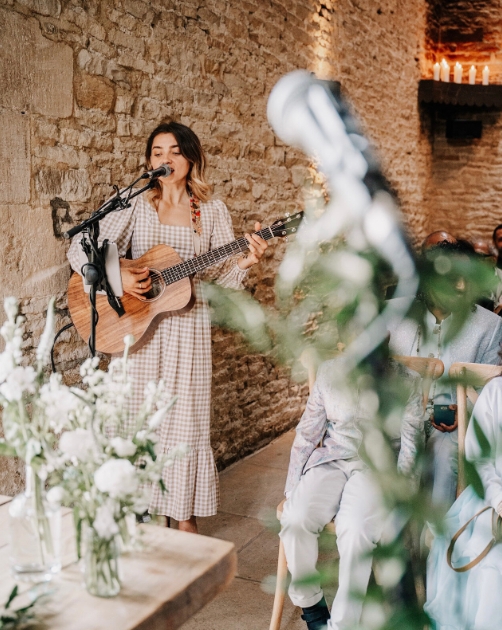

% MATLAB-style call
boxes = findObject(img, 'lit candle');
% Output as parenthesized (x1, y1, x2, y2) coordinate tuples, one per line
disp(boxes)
(433, 62, 441, 81)
(482, 65, 489, 85)
(469, 65, 476, 85)
(454, 62, 463, 84)
(440, 59, 450, 82)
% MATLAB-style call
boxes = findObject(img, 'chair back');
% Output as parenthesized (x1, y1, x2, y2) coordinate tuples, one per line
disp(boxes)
(449, 362, 502, 495)
(392, 355, 444, 411)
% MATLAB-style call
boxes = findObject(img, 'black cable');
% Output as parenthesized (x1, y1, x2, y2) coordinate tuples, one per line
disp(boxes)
(51, 322, 75, 373)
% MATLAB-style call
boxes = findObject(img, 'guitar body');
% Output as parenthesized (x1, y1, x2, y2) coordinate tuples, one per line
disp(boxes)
(67, 211, 304, 356)
(68, 244, 194, 355)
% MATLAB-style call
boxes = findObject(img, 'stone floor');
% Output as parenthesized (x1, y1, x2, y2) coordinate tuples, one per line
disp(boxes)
(179, 430, 338, 630)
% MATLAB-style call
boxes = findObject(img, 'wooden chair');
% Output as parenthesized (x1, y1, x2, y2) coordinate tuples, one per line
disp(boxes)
(448, 362, 502, 495)
(393, 355, 444, 411)
(269, 354, 443, 630)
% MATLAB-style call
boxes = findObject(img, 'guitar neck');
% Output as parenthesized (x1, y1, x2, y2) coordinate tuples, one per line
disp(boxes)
(161, 226, 276, 285)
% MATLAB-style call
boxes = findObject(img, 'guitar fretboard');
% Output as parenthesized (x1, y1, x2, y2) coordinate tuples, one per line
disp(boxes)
(161, 227, 276, 286)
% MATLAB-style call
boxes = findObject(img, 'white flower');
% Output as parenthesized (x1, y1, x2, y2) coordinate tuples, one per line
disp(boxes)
(110, 437, 137, 458)
(148, 405, 170, 431)
(94, 459, 138, 499)
(59, 428, 96, 461)
(79, 357, 100, 378)
(47, 486, 65, 505)
(3, 297, 18, 321)
(169, 443, 190, 459)
(25, 438, 42, 464)
(36, 298, 55, 367)
(93, 501, 119, 540)
(131, 490, 150, 515)
(39, 374, 79, 432)
(0, 366, 36, 401)
(136, 430, 147, 443)
(0, 352, 16, 383)
(123, 334, 135, 349)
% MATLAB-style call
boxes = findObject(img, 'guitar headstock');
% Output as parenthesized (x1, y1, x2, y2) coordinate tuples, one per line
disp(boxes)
(270, 211, 304, 238)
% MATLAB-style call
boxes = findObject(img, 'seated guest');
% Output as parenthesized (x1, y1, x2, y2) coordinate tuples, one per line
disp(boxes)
(421, 230, 457, 251)
(493, 224, 502, 263)
(388, 242, 502, 510)
(279, 350, 424, 630)
(493, 224, 502, 312)
(425, 376, 502, 629)
(385, 230, 457, 300)
(471, 239, 499, 312)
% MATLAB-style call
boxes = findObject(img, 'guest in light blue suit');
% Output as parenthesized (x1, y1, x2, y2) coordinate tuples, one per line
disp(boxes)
(425, 376, 502, 630)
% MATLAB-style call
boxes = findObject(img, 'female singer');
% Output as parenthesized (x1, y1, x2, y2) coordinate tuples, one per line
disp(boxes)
(68, 121, 267, 533)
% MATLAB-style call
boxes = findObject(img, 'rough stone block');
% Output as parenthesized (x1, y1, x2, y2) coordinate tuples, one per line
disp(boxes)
(0, 112, 30, 204)
(17, 0, 61, 17)
(0, 204, 69, 300)
(0, 7, 73, 117)
(75, 73, 115, 112)
(35, 168, 92, 202)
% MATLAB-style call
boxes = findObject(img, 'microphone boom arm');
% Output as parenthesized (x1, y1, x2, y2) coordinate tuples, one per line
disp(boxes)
(63, 179, 155, 240)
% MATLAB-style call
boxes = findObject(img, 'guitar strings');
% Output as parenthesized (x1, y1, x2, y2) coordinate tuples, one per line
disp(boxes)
(139, 227, 280, 288)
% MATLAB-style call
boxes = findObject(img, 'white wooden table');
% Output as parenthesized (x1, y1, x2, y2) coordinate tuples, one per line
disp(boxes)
(0, 496, 236, 629)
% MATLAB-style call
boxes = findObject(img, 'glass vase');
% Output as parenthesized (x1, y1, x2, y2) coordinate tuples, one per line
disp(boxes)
(9, 465, 62, 582)
(119, 512, 137, 553)
(84, 527, 121, 597)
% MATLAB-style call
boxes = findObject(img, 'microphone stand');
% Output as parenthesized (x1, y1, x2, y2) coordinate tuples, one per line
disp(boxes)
(64, 176, 155, 357)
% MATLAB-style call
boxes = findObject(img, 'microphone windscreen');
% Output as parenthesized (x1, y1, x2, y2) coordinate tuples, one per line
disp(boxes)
(267, 70, 313, 146)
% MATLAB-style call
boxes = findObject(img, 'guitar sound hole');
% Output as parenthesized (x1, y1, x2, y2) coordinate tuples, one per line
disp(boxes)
(144, 268, 165, 302)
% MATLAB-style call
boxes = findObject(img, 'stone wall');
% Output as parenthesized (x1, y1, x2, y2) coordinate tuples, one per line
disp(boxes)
(333, 0, 431, 244)
(0, 0, 336, 493)
(3, 0, 500, 495)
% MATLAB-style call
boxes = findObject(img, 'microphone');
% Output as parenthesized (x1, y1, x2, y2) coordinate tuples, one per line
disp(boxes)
(141, 164, 172, 179)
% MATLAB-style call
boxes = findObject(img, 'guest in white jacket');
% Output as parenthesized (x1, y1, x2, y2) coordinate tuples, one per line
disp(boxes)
(425, 376, 502, 630)
(280, 355, 425, 630)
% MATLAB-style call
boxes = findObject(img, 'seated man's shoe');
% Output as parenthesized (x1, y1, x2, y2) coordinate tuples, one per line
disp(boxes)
(301, 596, 330, 630)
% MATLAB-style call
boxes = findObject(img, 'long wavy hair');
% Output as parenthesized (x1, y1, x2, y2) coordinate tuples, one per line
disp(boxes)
(145, 121, 211, 207)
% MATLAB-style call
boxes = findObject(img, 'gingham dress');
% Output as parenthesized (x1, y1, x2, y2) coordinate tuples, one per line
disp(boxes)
(67, 194, 248, 520)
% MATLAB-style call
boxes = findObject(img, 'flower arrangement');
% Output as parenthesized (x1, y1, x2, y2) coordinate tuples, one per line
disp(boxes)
(0, 298, 187, 595)
(49, 345, 186, 596)
(0, 296, 58, 474)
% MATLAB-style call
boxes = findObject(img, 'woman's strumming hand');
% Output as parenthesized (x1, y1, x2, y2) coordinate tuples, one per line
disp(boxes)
(238, 222, 269, 270)
(120, 260, 152, 300)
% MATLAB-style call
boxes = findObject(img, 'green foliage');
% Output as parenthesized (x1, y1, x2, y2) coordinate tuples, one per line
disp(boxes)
(464, 459, 485, 499)
(206, 166, 500, 628)
(0, 585, 48, 629)
(471, 415, 492, 459)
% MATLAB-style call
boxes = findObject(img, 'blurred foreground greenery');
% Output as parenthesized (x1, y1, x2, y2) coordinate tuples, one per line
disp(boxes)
(205, 167, 495, 629)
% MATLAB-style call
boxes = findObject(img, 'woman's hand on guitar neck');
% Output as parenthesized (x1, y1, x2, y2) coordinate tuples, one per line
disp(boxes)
(238, 222, 268, 270)
(120, 260, 152, 301)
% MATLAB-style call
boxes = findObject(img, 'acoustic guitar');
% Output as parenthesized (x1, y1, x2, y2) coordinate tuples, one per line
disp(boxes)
(68, 211, 304, 355)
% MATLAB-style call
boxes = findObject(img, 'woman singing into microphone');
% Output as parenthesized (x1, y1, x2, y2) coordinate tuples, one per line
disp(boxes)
(67, 121, 267, 533)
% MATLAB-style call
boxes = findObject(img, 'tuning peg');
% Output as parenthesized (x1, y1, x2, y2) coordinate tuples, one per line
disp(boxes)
(285, 212, 290, 217)
(291, 228, 296, 233)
